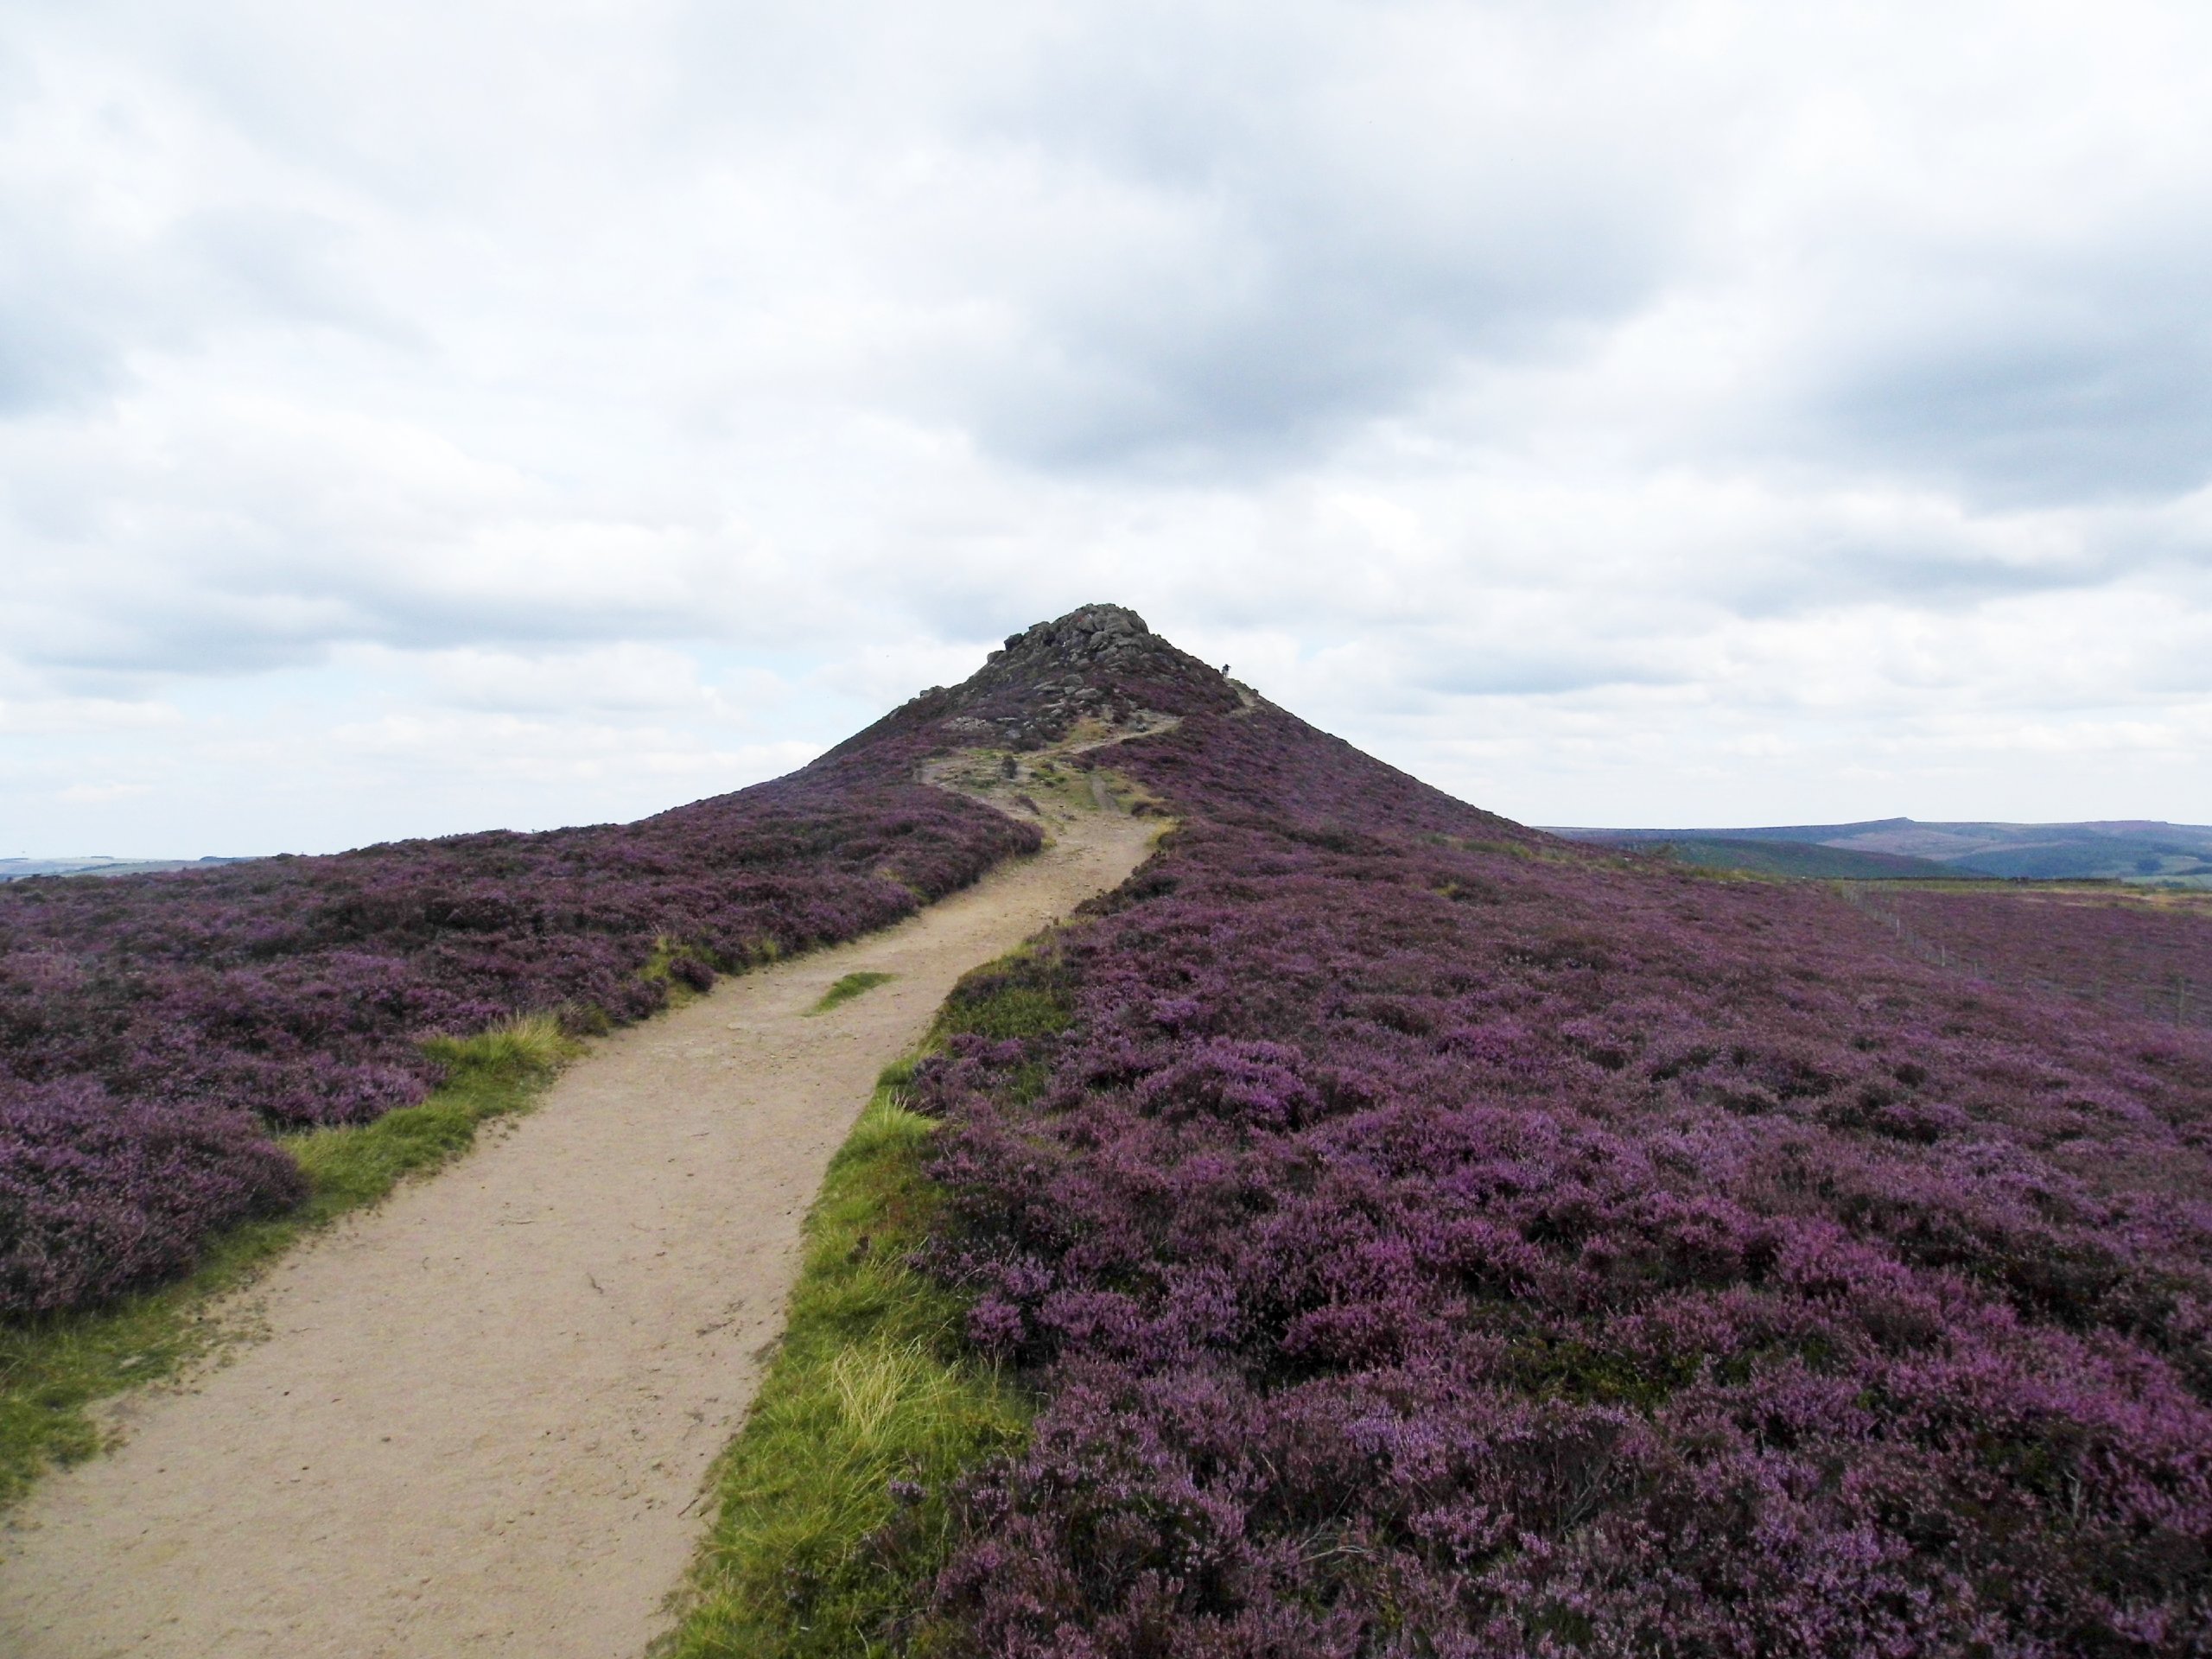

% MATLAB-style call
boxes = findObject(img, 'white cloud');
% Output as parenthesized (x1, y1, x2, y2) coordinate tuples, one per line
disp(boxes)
(3, 0, 2211, 852)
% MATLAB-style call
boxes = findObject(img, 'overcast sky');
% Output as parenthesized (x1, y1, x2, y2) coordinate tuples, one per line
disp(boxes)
(6, 1, 2211, 855)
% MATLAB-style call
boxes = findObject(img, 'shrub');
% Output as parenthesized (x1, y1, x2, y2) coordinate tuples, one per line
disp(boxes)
(0, 1076, 303, 1316)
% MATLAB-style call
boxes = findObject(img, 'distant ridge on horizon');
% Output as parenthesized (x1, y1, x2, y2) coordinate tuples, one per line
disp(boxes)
(1547, 816, 2212, 884)
(0, 855, 255, 883)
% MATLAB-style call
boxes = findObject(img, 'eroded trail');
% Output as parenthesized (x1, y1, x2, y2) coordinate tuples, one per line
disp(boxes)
(0, 805, 1156, 1659)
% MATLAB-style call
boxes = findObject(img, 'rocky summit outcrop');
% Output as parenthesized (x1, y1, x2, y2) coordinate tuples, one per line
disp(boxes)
(823, 603, 1245, 761)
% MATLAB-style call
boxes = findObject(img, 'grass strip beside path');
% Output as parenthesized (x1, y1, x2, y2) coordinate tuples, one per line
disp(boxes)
(810, 970, 897, 1015)
(657, 1059, 1027, 1659)
(0, 1014, 573, 1509)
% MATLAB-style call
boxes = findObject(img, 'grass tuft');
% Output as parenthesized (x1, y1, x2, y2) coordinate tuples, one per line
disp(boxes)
(810, 970, 897, 1016)
(0, 1013, 575, 1509)
(656, 1079, 1027, 1659)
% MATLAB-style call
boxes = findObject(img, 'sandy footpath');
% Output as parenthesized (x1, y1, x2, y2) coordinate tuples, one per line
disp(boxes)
(0, 803, 1156, 1659)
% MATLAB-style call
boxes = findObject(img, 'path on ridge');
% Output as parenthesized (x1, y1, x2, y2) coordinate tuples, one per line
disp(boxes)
(0, 801, 1158, 1659)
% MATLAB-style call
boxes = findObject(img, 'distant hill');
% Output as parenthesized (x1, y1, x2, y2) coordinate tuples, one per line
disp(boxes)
(1548, 817, 2212, 883)
(0, 855, 254, 882)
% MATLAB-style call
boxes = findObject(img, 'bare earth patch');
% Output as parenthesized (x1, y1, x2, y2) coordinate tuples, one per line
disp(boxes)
(0, 797, 1157, 1659)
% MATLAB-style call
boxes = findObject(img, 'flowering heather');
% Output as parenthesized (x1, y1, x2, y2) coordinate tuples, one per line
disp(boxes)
(0, 1076, 304, 1315)
(1847, 886, 2210, 1029)
(0, 758, 1038, 1316)
(903, 704, 2212, 1655)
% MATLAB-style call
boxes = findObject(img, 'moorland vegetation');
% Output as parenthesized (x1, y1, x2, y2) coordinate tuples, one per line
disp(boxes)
(0, 760, 1036, 1317)
(6, 602, 2209, 1654)
(683, 610, 2212, 1656)
(1844, 885, 2208, 1030)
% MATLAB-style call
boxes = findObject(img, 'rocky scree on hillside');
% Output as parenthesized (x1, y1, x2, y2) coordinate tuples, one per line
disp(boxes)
(822, 605, 1245, 760)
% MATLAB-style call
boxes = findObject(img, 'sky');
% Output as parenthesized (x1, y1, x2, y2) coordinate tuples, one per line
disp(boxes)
(5, 0, 2212, 856)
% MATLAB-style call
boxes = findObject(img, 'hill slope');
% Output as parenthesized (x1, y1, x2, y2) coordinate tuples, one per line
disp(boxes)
(780, 613, 2212, 1656)
(9, 605, 2212, 1654)
(0, 723, 1041, 1315)
(0, 602, 1245, 1317)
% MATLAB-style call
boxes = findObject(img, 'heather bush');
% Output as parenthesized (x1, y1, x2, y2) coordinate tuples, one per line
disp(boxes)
(0, 759, 1039, 1317)
(0, 1076, 303, 1317)
(893, 707, 2212, 1656)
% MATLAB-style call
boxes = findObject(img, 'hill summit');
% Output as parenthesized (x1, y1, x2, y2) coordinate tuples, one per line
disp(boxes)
(825, 603, 1245, 761)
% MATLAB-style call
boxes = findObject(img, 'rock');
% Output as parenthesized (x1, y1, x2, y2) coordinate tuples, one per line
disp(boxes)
(855, 603, 1226, 764)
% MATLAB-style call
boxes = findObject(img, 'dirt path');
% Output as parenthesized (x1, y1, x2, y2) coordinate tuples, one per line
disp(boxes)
(0, 802, 1157, 1659)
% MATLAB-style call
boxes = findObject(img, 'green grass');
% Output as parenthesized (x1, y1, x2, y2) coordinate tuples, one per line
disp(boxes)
(0, 1013, 574, 1510)
(930, 946, 1071, 1044)
(810, 970, 897, 1015)
(938, 985, 1068, 1040)
(658, 1062, 1028, 1659)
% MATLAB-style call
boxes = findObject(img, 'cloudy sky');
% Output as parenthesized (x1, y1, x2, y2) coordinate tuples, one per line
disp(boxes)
(6, 0, 2211, 856)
